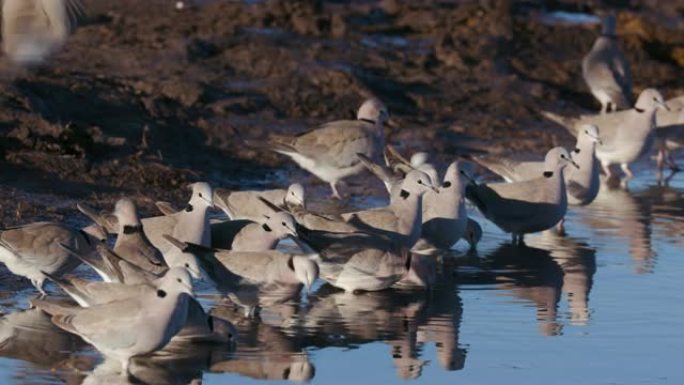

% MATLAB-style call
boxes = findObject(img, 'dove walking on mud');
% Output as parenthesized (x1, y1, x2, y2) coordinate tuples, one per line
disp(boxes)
(246, 98, 389, 199)
(543, 88, 667, 180)
(32, 267, 194, 375)
(0, 221, 106, 294)
(582, 15, 632, 113)
(2, 0, 84, 65)
(466, 147, 578, 244)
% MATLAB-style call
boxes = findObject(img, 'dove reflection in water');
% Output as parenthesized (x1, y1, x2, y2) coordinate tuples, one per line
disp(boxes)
(209, 305, 315, 382)
(579, 178, 655, 274)
(526, 232, 597, 325)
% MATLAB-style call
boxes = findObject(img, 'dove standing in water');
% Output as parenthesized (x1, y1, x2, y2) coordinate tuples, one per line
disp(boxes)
(211, 210, 298, 251)
(32, 268, 194, 375)
(543, 88, 667, 180)
(341, 169, 440, 248)
(247, 98, 389, 199)
(475, 124, 602, 206)
(2, 0, 83, 65)
(79, 198, 166, 274)
(414, 161, 471, 251)
(137, 183, 213, 278)
(214, 183, 306, 221)
(582, 15, 632, 114)
(0, 221, 106, 294)
(165, 235, 318, 316)
(466, 147, 579, 244)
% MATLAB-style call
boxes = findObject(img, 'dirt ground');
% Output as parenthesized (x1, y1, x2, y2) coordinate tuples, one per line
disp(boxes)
(1, 0, 683, 225)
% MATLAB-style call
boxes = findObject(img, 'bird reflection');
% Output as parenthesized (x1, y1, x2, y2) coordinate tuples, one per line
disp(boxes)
(0, 308, 87, 384)
(579, 179, 655, 274)
(636, 185, 684, 247)
(298, 274, 466, 379)
(209, 305, 315, 382)
(458, 242, 564, 336)
(526, 232, 597, 325)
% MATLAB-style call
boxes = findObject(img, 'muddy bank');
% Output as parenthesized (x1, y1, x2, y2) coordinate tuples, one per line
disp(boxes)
(0, 0, 683, 224)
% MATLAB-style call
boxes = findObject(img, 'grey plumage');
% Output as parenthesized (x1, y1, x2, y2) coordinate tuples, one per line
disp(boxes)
(0, 221, 106, 294)
(32, 268, 193, 374)
(246, 98, 389, 199)
(466, 147, 578, 244)
(214, 183, 305, 221)
(542, 88, 667, 179)
(582, 15, 632, 113)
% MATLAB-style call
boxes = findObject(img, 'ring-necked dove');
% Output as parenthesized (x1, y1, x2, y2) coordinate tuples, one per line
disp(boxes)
(341, 168, 439, 248)
(2, 0, 83, 65)
(32, 268, 193, 375)
(78, 198, 166, 274)
(165, 235, 318, 316)
(246, 98, 389, 199)
(0, 221, 106, 294)
(211, 206, 298, 251)
(582, 15, 632, 113)
(542, 88, 667, 179)
(475, 124, 602, 206)
(61, 242, 159, 284)
(414, 161, 472, 251)
(45, 268, 234, 344)
(214, 183, 306, 221)
(294, 227, 411, 293)
(466, 147, 579, 244)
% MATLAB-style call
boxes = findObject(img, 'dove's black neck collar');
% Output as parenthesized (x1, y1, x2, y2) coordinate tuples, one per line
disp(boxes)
(359, 118, 376, 125)
(123, 225, 143, 234)
(635, 107, 645, 113)
(543, 171, 554, 178)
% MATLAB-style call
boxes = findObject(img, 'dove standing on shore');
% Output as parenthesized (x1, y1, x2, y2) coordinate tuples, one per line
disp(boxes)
(0, 222, 106, 294)
(247, 98, 389, 199)
(466, 147, 578, 244)
(582, 15, 632, 114)
(543, 88, 667, 179)
(2, 0, 83, 65)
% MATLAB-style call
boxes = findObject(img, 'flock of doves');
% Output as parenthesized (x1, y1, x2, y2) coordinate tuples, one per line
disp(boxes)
(0, 0, 683, 379)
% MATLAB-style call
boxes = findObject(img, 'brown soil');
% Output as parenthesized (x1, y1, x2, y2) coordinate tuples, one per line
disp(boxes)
(1, 0, 683, 225)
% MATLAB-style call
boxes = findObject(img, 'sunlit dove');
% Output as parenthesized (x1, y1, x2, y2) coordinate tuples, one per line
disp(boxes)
(542, 88, 667, 179)
(246, 98, 389, 198)
(0, 221, 106, 294)
(32, 268, 193, 375)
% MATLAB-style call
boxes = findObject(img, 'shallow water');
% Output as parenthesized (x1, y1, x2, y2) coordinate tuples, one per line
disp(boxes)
(0, 163, 683, 384)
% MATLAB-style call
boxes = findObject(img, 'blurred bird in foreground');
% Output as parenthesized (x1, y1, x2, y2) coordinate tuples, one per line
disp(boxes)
(2, 0, 83, 65)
